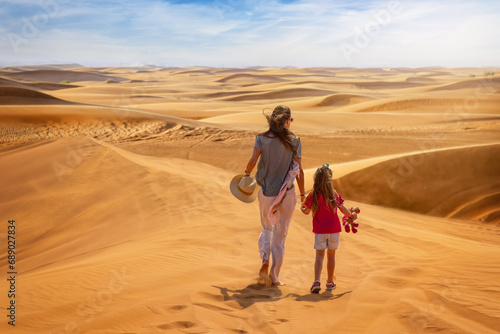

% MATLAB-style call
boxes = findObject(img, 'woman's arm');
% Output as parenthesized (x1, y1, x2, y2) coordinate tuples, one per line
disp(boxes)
(300, 194, 311, 215)
(245, 147, 261, 175)
(294, 157, 305, 202)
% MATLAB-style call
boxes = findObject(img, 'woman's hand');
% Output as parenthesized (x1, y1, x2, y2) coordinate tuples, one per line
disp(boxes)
(245, 147, 261, 176)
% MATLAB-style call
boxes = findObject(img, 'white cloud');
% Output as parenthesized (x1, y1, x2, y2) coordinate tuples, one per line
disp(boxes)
(0, 0, 499, 67)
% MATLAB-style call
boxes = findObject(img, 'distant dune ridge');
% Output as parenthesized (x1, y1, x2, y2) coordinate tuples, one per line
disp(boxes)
(334, 143, 500, 222)
(0, 66, 499, 334)
(2, 69, 126, 83)
(0, 86, 72, 105)
(0, 76, 79, 91)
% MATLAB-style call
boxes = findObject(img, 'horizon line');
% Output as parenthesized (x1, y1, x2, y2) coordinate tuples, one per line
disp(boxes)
(1, 64, 499, 70)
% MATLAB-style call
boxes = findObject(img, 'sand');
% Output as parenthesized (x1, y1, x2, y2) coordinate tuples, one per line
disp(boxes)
(0, 66, 499, 334)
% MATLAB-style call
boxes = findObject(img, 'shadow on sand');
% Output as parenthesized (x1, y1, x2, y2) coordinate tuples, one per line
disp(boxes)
(212, 284, 352, 309)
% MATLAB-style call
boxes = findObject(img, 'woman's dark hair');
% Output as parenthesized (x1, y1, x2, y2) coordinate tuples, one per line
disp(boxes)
(260, 105, 297, 156)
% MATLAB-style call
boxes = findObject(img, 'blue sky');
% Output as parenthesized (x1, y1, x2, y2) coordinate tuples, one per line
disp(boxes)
(0, 0, 499, 67)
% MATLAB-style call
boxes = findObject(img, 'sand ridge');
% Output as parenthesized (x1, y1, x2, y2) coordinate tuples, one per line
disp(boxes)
(0, 66, 499, 333)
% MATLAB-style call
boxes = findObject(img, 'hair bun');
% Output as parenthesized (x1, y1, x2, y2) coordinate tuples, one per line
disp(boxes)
(273, 105, 290, 115)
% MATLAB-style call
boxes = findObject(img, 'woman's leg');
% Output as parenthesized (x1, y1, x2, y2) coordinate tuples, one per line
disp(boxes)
(269, 190, 296, 284)
(315, 250, 326, 281)
(258, 189, 275, 264)
(257, 189, 275, 286)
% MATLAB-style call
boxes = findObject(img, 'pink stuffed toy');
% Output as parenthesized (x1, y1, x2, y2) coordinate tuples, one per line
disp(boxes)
(342, 207, 360, 233)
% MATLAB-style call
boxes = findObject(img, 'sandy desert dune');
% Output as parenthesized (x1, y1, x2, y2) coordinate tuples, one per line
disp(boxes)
(0, 66, 500, 333)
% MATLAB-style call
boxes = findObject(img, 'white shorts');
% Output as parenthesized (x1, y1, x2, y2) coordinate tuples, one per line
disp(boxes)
(314, 233, 340, 250)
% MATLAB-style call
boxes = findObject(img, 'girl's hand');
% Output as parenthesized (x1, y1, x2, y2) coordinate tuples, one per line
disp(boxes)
(301, 205, 310, 215)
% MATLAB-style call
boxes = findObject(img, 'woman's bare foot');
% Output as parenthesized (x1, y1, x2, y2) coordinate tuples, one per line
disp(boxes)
(272, 281, 286, 286)
(259, 261, 269, 273)
(258, 261, 272, 287)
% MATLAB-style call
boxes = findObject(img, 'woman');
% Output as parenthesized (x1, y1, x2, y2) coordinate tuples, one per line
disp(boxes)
(244, 105, 305, 286)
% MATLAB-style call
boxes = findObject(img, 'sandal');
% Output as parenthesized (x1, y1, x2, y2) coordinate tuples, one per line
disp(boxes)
(310, 280, 321, 293)
(326, 281, 336, 290)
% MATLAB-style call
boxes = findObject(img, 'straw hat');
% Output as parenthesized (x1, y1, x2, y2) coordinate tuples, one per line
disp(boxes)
(230, 174, 258, 203)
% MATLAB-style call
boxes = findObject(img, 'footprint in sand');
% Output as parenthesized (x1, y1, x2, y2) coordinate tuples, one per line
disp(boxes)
(157, 321, 196, 330)
(193, 302, 232, 312)
(170, 304, 188, 311)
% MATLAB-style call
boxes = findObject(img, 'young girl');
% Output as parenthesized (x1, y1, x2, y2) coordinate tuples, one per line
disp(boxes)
(301, 163, 357, 293)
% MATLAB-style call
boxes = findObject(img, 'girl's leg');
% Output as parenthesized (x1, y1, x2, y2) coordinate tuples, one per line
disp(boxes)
(315, 250, 325, 281)
(326, 249, 336, 282)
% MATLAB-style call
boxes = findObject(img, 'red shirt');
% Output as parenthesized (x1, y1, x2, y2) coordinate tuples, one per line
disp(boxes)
(303, 192, 344, 234)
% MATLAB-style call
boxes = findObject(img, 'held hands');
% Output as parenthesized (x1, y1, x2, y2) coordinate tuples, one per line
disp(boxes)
(300, 193, 310, 215)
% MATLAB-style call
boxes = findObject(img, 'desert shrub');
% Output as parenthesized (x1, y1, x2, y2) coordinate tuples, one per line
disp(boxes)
(483, 71, 495, 76)
(59, 80, 70, 84)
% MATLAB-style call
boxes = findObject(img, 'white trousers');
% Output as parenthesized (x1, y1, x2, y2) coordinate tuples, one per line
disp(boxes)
(258, 187, 297, 283)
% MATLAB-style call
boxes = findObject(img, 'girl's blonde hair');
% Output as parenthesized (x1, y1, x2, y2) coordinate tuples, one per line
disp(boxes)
(311, 163, 337, 215)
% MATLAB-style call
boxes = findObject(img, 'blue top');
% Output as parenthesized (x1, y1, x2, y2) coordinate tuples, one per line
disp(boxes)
(254, 134, 302, 197)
